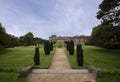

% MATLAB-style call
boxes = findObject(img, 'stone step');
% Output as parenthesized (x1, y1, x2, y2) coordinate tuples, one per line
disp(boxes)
(32, 69, 89, 74)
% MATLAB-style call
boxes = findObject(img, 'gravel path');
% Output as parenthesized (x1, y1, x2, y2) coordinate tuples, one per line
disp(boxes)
(49, 48, 71, 69)
(28, 48, 96, 82)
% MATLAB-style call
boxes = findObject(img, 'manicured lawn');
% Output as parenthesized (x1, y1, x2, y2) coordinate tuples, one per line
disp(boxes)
(0, 46, 55, 82)
(66, 45, 120, 82)
(97, 73, 120, 82)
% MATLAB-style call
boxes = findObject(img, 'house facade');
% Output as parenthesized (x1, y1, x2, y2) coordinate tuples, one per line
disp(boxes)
(49, 35, 90, 45)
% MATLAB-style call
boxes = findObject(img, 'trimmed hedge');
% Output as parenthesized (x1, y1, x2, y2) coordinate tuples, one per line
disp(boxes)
(69, 40, 74, 55)
(44, 41, 50, 55)
(76, 44, 83, 66)
(33, 47, 40, 65)
(50, 42, 53, 51)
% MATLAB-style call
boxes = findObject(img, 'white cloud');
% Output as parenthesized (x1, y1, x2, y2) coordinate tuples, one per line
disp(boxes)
(45, 0, 94, 36)
(0, 0, 101, 39)
(6, 25, 25, 36)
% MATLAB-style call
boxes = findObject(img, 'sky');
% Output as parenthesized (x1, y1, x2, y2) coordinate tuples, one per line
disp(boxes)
(0, 0, 102, 39)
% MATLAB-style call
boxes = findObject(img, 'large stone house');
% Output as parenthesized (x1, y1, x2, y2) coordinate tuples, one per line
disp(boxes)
(49, 35, 90, 45)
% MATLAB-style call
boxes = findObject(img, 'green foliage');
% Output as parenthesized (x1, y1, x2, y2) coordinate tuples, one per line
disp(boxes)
(1, 34, 11, 47)
(34, 47, 40, 65)
(10, 35, 19, 47)
(65, 41, 70, 51)
(44, 41, 51, 55)
(0, 23, 12, 47)
(19, 36, 48, 46)
(0, 22, 47, 47)
(24, 32, 34, 46)
(50, 42, 53, 51)
(69, 40, 74, 55)
(33, 37, 48, 45)
(90, 24, 120, 49)
(19, 36, 25, 46)
(97, 0, 120, 25)
(96, 0, 120, 49)
(76, 44, 83, 66)
(0, 23, 19, 48)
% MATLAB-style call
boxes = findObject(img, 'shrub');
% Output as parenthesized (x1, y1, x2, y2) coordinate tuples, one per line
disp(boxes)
(44, 41, 50, 55)
(69, 40, 74, 55)
(66, 42, 69, 50)
(33, 47, 40, 65)
(76, 44, 83, 66)
(0, 45, 4, 50)
(103, 42, 120, 49)
(50, 42, 53, 51)
(65, 41, 70, 51)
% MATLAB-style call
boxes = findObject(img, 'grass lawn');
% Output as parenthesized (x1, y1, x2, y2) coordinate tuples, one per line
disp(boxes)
(0, 46, 55, 82)
(66, 45, 120, 82)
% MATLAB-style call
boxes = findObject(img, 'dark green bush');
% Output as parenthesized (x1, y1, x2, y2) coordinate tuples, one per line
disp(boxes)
(44, 41, 50, 55)
(65, 41, 70, 51)
(76, 44, 83, 66)
(103, 42, 120, 49)
(69, 40, 74, 55)
(50, 42, 53, 51)
(33, 47, 40, 65)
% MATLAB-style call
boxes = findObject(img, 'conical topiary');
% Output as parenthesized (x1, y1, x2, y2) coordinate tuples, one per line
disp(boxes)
(44, 41, 50, 55)
(76, 44, 83, 66)
(34, 47, 40, 65)
(69, 40, 74, 55)
(50, 42, 53, 51)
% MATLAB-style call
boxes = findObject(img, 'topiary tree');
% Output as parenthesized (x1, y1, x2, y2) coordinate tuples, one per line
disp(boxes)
(69, 40, 74, 55)
(65, 41, 70, 51)
(50, 42, 53, 51)
(33, 47, 40, 65)
(44, 41, 50, 55)
(67, 41, 70, 51)
(76, 44, 83, 66)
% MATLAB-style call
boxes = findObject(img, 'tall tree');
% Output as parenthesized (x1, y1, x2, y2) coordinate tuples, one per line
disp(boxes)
(10, 35, 19, 47)
(0, 23, 6, 46)
(97, 0, 120, 26)
(0, 23, 11, 47)
(19, 36, 25, 46)
(33, 37, 47, 45)
(90, 24, 120, 49)
(0, 23, 5, 33)
(24, 32, 34, 46)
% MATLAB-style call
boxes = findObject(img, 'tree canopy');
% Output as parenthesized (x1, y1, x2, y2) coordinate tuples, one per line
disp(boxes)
(97, 0, 120, 26)
(91, 0, 120, 49)
(0, 22, 47, 48)
(90, 24, 120, 49)
(24, 32, 34, 46)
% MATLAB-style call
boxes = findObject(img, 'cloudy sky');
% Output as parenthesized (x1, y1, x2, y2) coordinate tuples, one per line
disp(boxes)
(0, 0, 102, 39)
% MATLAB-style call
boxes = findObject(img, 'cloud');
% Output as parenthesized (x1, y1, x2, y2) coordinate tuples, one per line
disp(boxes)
(0, 0, 102, 39)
